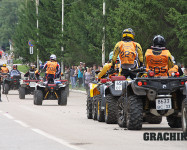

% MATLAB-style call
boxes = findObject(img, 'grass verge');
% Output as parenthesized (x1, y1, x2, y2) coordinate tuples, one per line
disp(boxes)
(17, 65, 29, 73)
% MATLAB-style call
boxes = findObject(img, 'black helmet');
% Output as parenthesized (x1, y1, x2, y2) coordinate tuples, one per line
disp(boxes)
(153, 35, 166, 47)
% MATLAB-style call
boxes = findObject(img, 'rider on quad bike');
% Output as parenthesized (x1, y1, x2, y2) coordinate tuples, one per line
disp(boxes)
(145, 35, 175, 77)
(1, 64, 9, 73)
(98, 51, 121, 79)
(9, 65, 21, 76)
(24, 65, 40, 80)
(110, 28, 144, 79)
(43, 54, 60, 83)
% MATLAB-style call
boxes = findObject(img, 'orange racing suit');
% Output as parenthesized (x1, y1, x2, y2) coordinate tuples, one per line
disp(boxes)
(145, 48, 173, 76)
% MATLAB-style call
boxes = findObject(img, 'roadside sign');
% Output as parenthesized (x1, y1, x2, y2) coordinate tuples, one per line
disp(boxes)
(28, 40, 34, 47)
(30, 47, 33, 54)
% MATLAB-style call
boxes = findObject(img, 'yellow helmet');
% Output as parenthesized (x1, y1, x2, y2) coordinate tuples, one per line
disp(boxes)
(3, 64, 6, 67)
(122, 28, 135, 40)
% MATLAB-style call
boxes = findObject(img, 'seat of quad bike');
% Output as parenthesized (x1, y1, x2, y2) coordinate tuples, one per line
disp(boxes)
(111, 76, 126, 82)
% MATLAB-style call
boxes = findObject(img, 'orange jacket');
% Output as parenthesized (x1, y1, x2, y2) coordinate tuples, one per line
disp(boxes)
(1, 67, 9, 73)
(46, 61, 58, 75)
(118, 41, 137, 65)
(145, 49, 170, 76)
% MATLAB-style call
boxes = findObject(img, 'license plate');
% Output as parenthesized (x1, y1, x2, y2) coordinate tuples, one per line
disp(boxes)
(156, 98, 172, 110)
(29, 82, 36, 87)
(115, 81, 122, 91)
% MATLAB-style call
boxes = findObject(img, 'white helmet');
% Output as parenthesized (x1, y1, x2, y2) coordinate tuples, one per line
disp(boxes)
(50, 54, 56, 60)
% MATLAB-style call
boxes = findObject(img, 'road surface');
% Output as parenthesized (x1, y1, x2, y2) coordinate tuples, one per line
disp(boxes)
(0, 90, 186, 150)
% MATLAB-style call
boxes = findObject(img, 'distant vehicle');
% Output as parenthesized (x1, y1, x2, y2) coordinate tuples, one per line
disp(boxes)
(2, 70, 21, 94)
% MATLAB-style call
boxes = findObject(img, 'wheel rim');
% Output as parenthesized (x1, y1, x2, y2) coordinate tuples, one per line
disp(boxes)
(182, 106, 187, 132)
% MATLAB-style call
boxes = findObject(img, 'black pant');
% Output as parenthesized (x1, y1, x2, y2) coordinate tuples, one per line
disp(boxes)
(121, 69, 136, 79)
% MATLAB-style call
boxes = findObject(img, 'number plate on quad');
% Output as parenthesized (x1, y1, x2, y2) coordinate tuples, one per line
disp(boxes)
(115, 81, 122, 91)
(29, 82, 36, 87)
(156, 98, 172, 110)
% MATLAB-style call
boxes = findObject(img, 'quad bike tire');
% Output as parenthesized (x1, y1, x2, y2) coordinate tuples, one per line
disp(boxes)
(4, 83, 9, 94)
(19, 87, 25, 99)
(146, 114, 162, 124)
(167, 115, 182, 128)
(126, 95, 143, 130)
(105, 94, 117, 124)
(87, 94, 92, 119)
(182, 98, 187, 133)
(92, 96, 98, 120)
(117, 96, 126, 128)
(97, 95, 105, 122)
(34, 90, 43, 105)
(58, 89, 67, 106)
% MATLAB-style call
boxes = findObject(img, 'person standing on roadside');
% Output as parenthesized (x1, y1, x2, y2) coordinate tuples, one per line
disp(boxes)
(64, 66, 70, 82)
(74, 66, 78, 87)
(92, 64, 97, 78)
(70, 66, 75, 88)
(85, 67, 92, 95)
(78, 66, 83, 87)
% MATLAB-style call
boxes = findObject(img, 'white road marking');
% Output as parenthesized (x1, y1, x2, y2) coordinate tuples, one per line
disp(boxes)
(3, 113, 14, 119)
(32, 128, 84, 150)
(14, 120, 30, 128)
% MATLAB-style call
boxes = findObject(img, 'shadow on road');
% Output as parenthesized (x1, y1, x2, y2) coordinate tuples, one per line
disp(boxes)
(141, 127, 182, 131)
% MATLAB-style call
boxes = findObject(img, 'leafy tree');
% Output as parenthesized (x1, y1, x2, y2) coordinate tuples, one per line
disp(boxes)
(0, 0, 19, 50)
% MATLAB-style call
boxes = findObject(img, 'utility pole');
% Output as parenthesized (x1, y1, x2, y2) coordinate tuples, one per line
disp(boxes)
(61, 0, 64, 73)
(36, 0, 39, 70)
(102, 0, 106, 65)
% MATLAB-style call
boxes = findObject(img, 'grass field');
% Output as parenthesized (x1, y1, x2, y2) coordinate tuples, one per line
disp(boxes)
(17, 65, 29, 73)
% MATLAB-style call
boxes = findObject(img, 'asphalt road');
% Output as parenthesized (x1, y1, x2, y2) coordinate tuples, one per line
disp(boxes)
(0, 90, 187, 150)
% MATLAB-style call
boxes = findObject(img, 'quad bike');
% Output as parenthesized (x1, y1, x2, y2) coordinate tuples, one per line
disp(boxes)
(34, 77, 68, 106)
(182, 81, 187, 133)
(2, 71, 21, 94)
(87, 69, 126, 124)
(19, 71, 41, 99)
(118, 69, 187, 130)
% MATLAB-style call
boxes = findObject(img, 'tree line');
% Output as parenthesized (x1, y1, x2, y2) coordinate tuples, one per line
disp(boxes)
(0, 0, 186, 66)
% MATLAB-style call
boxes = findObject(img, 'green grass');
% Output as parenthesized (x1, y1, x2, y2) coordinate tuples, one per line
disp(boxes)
(17, 65, 29, 73)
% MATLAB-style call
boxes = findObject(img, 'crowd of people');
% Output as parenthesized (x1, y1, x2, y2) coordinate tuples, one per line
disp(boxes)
(64, 62, 103, 93)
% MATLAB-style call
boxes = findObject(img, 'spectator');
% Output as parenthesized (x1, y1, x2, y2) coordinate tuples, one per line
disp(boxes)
(64, 66, 70, 82)
(78, 66, 83, 87)
(74, 66, 78, 87)
(85, 67, 92, 95)
(92, 64, 97, 78)
(82, 63, 86, 87)
(70, 66, 75, 88)
(184, 66, 187, 76)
